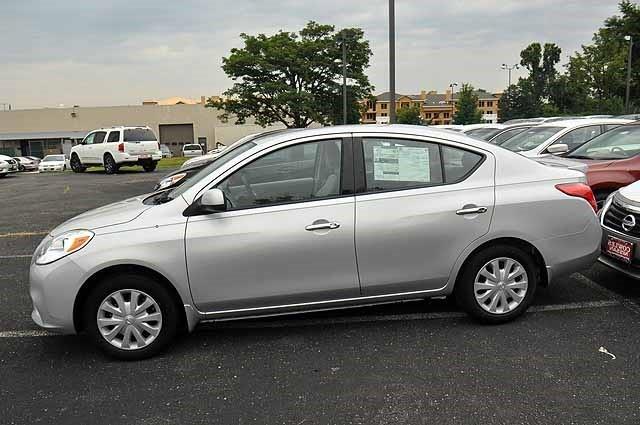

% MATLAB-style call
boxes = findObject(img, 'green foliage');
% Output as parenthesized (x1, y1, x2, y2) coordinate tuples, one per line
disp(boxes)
(209, 21, 374, 128)
(396, 104, 425, 125)
(453, 84, 482, 124)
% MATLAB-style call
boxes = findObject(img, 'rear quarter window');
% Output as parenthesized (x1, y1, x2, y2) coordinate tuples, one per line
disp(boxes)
(441, 146, 484, 183)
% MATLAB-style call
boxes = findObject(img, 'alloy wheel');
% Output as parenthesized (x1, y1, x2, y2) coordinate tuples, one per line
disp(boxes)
(473, 257, 528, 314)
(96, 289, 163, 350)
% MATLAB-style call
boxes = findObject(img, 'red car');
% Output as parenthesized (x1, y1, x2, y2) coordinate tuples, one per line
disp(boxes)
(562, 123, 640, 207)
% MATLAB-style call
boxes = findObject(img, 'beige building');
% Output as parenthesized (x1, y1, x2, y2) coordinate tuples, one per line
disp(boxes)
(361, 89, 502, 125)
(0, 97, 283, 157)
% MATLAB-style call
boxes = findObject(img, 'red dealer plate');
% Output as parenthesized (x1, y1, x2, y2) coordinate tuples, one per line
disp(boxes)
(605, 235, 634, 263)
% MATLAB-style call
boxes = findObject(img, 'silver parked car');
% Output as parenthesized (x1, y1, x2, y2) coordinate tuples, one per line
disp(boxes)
(30, 125, 601, 359)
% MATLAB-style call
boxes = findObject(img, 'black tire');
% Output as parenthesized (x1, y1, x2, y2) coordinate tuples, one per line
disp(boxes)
(455, 244, 538, 324)
(70, 154, 86, 173)
(82, 273, 179, 360)
(142, 160, 157, 172)
(104, 154, 118, 174)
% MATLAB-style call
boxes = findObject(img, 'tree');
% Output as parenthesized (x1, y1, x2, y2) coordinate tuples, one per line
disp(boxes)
(396, 104, 425, 125)
(453, 84, 482, 124)
(209, 21, 374, 128)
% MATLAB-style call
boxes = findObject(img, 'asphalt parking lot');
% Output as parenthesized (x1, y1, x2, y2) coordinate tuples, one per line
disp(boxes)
(2, 170, 640, 424)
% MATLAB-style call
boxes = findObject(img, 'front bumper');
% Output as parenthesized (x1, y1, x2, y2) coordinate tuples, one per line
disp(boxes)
(29, 246, 85, 334)
(599, 224, 640, 279)
(39, 166, 65, 172)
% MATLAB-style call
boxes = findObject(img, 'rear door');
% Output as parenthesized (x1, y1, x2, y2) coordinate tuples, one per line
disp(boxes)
(354, 135, 495, 295)
(123, 128, 158, 158)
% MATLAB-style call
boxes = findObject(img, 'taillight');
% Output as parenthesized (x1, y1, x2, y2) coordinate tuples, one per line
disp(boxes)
(556, 183, 597, 212)
(118, 142, 124, 153)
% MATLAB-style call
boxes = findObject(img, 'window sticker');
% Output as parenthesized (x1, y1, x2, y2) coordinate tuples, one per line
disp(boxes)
(373, 146, 429, 182)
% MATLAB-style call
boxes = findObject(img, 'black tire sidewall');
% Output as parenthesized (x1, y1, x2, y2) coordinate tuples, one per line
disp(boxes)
(83, 273, 179, 360)
(71, 155, 85, 173)
(104, 155, 117, 174)
(455, 245, 538, 324)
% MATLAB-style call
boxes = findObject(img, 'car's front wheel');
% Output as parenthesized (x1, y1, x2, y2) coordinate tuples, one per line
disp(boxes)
(70, 154, 86, 173)
(455, 245, 538, 324)
(83, 273, 179, 360)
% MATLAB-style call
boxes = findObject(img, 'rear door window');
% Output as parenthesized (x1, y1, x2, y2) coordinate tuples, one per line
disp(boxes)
(362, 138, 443, 192)
(106, 131, 120, 143)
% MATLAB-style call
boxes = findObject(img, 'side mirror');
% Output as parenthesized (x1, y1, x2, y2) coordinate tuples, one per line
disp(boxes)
(183, 188, 227, 216)
(547, 143, 569, 154)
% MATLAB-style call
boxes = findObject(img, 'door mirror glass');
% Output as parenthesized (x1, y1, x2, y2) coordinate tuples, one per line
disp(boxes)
(547, 143, 569, 154)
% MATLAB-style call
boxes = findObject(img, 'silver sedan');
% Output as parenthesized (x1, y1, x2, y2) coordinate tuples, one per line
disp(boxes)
(29, 125, 601, 359)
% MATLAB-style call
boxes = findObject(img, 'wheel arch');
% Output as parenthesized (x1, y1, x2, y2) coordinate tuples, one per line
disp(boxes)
(453, 237, 548, 291)
(73, 264, 192, 334)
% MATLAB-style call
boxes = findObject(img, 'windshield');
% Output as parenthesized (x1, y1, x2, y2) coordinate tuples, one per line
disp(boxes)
(491, 127, 530, 145)
(465, 127, 504, 141)
(167, 141, 258, 199)
(184, 145, 201, 151)
(124, 128, 156, 142)
(43, 155, 65, 162)
(567, 125, 640, 160)
(501, 126, 564, 152)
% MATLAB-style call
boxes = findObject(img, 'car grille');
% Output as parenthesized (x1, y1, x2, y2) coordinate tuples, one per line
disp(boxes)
(603, 200, 640, 238)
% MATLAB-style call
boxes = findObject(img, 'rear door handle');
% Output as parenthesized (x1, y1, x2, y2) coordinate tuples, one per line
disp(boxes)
(305, 221, 340, 231)
(456, 206, 488, 215)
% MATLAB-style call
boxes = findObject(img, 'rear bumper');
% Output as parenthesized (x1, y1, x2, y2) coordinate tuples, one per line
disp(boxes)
(114, 152, 162, 164)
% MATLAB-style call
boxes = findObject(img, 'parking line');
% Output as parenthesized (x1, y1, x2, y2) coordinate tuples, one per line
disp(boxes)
(573, 272, 640, 315)
(0, 300, 624, 338)
(0, 231, 48, 239)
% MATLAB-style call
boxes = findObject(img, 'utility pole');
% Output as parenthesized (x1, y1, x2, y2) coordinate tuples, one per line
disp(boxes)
(449, 83, 458, 124)
(501, 63, 519, 88)
(342, 37, 348, 125)
(388, 0, 396, 124)
(625, 35, 633, 113)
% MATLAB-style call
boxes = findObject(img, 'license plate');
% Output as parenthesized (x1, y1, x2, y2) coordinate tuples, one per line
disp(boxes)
(605, 235, 634, 263)
(138, 154, 150, 159)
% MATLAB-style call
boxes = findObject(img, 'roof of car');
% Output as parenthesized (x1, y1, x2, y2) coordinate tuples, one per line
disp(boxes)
(536, 118, 632, 128)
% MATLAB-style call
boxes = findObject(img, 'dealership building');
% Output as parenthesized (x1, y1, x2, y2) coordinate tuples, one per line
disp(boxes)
(0, 97, 284, 157)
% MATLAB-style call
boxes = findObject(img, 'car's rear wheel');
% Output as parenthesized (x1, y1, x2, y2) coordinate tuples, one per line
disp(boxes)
(455, 245, 538, 324)
(70, 154, 86, 173)
(104, 154, 118, 174)
(142, 160, 157, 172)
(83, 273, 179, 360)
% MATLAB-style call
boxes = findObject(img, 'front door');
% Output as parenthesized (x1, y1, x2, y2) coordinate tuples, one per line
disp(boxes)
(354, 136, 495, 295)
(185, 137, 360, 313)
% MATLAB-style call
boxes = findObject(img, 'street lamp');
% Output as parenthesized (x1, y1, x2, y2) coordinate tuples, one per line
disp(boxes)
(449, 83, 458, 124)
(501, 63, 519, 87)
(339, 36, 349, 125)
(625, 35, 633, 113)
(388, 0, 396, 124)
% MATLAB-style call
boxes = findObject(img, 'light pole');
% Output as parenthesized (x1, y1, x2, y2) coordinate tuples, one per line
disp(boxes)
(388, 0, 396, 124)
(341, 36, 348, 125)
(625, 35, 633, 113)
(449, 83, 458, 123)
(501, 63, 519, 88)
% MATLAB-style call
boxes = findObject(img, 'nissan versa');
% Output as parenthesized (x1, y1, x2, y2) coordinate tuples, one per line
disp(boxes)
(30, 125, 602, 359)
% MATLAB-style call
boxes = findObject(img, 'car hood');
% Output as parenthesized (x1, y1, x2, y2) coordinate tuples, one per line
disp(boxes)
(51, 194, 152, 236)
(618, 181, 640, 203)
(531, 155, 589, 173)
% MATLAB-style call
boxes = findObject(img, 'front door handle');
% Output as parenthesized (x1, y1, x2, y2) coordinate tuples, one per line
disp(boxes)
(305, 221, 340, 231)
(456, 206, 488, 215)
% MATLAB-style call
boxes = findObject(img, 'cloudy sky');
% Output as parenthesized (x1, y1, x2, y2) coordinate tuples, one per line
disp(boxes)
(2, 0, 622, 109)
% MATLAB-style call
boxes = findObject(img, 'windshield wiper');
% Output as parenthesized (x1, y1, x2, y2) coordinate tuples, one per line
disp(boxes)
(564, 155, 592, 159)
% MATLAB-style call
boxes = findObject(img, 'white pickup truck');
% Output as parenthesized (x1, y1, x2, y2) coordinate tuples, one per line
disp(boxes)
(70, 126, 162, 174)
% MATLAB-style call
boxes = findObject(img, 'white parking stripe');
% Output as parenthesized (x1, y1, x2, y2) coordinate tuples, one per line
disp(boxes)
(573, 273, 640, 315)
(0, 300, 624, 338)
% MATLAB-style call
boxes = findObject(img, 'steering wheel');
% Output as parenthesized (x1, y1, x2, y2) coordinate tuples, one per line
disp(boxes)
(611, 146, 626, 156)
(240, 171, 257, 202)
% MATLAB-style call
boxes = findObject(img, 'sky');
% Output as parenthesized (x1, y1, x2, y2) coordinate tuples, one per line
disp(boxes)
(1, 0, 623, 109)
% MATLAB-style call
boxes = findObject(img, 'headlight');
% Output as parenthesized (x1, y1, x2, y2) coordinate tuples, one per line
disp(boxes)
(157, 172, 187, 190)
(35, 229, 94, 265)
